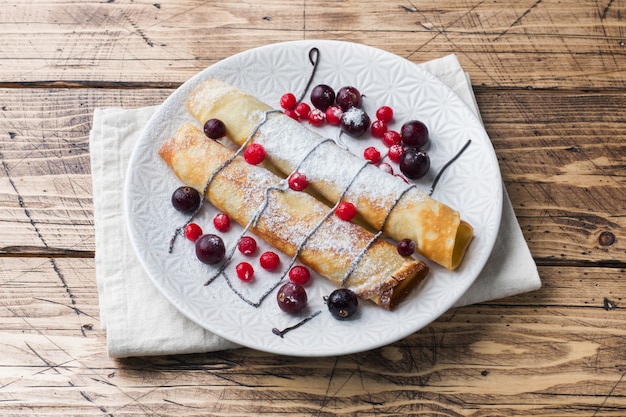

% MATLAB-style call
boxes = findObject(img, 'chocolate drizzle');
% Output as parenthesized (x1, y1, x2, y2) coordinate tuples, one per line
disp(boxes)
(166, 46, 472, 337)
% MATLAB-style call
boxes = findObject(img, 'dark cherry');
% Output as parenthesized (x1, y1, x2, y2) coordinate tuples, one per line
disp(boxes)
(400, 120, 429, 147)
(397, 238, 416, 256)
(326, 288, 358, 320)
(399, 147, 430, 179)
(195, 234, 225, 265)
(276, 282, 308, 314)
(203, 118, 226, 139)
(340, 107, 371, 137)
(310, 84, 336, 111)
(335, 86, 362, 110)
(171, 186, 201, 213)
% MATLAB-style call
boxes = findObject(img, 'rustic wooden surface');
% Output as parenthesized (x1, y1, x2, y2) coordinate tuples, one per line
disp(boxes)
(1, 0, 625, 415)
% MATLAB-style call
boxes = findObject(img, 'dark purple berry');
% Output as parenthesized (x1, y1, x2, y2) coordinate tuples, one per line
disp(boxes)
(340, 107, 370, 137)
(326, 288, 358, 320)
(276, 282, 308, 314)
(203, 118, 226, 139)
(336, 86, 361, 111)
(397, 239, 416, 256)
(171, 186, 201, 213)
(399, 147, 430, 179)
(310, 84, 336, 111)
(195, 234, 225, 265)
(400, 120, 429, 147)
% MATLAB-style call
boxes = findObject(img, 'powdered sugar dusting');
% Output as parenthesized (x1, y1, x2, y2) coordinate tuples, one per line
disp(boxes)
(255, 113, 425, 211)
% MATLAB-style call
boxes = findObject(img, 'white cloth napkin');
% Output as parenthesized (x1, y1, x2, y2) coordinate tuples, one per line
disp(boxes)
(90, 54, 541, 358)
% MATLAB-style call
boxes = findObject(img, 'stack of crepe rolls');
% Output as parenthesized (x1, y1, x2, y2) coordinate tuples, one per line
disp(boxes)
(187, 79, 474, 270)
(159, 123, 430, 310)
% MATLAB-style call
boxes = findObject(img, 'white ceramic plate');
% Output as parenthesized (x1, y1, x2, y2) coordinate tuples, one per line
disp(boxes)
(125, 40, 502, 356)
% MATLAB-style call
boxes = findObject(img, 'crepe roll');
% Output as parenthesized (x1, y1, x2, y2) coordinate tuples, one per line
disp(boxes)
(159, 123, 429, 310)
(187, 79, 473, 269)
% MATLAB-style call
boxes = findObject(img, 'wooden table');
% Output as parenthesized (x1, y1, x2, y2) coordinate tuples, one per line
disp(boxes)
(2, 1, 625, 415)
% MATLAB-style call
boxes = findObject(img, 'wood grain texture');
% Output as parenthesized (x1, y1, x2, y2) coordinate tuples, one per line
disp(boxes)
(2, 0, 626, 415)
(0, 0, 624, 88)
(1, 258, 625, 415)
(1, 89, 623, 263)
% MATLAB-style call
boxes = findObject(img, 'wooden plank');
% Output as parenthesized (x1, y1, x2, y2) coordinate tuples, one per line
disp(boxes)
(1, 88, 624, 264)
(1, 258, 625, 415)
(0, 1, 624, 88)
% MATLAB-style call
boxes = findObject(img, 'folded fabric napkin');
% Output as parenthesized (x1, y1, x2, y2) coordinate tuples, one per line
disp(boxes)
(90, 54, 541, 358)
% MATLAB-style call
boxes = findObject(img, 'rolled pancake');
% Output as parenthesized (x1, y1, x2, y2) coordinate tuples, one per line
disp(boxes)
(159, 123, 429, 310)
(187, 79, 473, 269)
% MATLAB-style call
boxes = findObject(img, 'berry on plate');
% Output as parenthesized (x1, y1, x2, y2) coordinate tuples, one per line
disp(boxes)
(244, 143, 266, 165)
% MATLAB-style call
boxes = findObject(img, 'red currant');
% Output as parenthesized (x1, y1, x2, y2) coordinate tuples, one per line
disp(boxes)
(335, 201, 357, 221)
(370, 120, 388, 138)
(382, 130, 401, 147)
(388, 144, 405, 163)
(363, 146, 381, 164)
(213, 213, 230, 232)
(294, 102, 311, 119)
(284, 109, 299, 120)
(376, 105, 394, 123)
(260, 251, 280, 271)
(184, 223, 203, 242)
(238, 236, 257, 256)
(378, 162, 394, 175)
(288, 172, 308, 191)
(236, 262, 255, 282)
(289, 265, 311, 285)
(244, 143, 265, 165)
(307, 108, 325, 126)
(279, 93, 297, 110)
(325, 105, 343, 125)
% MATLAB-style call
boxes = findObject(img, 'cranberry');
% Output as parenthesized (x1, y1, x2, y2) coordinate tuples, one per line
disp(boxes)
(336, 86, 361, 110)
(397, 238, 416, 256)
(184, 223, 203, 242)
(335, 201, 357, 221)
(260, 251, 280, 271)
(284, 109, 299, 120)
(213, 213, 230, 232)
(400, 120, 429, 147)
(236, 262, 255, 282)
(238, 236, 257, 256)
(378, 162, 394, 175)
(387, 144, 405, 163)
(195, 234, 225, 265)
(294, 102, 311, 119)
(288, 172, 308, 191)
(326, 288, 358, 320)
(310, 84, 336, 111)
(244, 143, 266, 165)
(171, 186, 201, 213)
(289, 265, 311, 285)
(276, 282, 308, 314)
(370, 120, 387, 138)
(399, 147, 430, 179)
(363, 146, 381, 164)
(325, 105, 343, 125)
(382, 130, 401, 147)
(375, 106, 394, 123)
(203, 118, 226, 139)
(340, 107, 370, 137)
(307, 108, 325, 126)
(279, 93, 297, 110)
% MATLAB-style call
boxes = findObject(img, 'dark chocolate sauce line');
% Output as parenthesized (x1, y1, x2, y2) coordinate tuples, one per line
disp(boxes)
(429, 139, 472, 196)
(169, 109, 282, 254)
(296, 47, 320, 104)
(272, 310, 322, 338)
